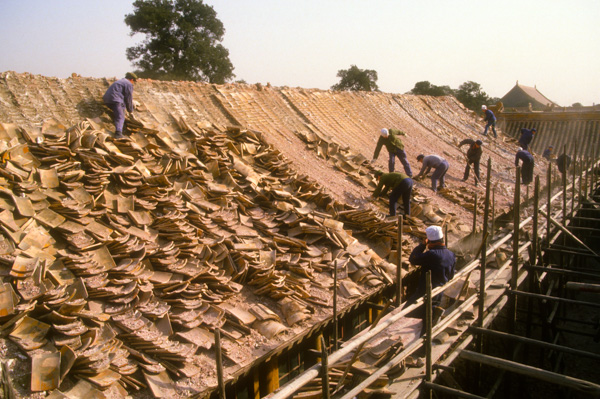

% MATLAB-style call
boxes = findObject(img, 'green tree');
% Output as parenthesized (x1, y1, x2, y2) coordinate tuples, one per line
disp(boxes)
(125, 0, 234, 83)
(572, 102, 583, 107)
(410, 81, 454, 97)
(456, 81, 489, 111)
(331, 65, 379, 92)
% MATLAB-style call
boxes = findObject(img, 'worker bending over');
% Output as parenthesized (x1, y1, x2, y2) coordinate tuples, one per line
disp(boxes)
(459, 139, 483, 186)
(515, 147, 535, 185)
(372, 128, 413, 176)
(372, 170, 413, 217)
(414, 154, 449, 193)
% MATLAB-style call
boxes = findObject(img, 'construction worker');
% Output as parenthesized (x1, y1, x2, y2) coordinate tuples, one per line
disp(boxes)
(103, 72, 138, 139)
(414, 154, 449, 193)
(459, 139, 483, 186)
(481, 105, 497, 138)
(557, 153, 572, 175)
(518, 127, 536, 151)
(542, 145, 555, 161)
(372, 170, 413, 217)
(371, 128, 413, 176)
(515, 147, 535, 185)
(407, 225, 456, 328)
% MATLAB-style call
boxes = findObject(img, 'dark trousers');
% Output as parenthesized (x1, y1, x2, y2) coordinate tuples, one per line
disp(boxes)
(105, 102, 126, 133)
(521, 162, 534, 185)
(431, 160, 449, 191)
(389, 178, 413, 216)
(463, 160, 480, 181)
(389, 148, 413, 177)
(483, 121, 497, 137)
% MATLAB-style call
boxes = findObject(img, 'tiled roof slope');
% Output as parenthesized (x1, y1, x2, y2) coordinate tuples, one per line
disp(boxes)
(0, 72, 533, 398)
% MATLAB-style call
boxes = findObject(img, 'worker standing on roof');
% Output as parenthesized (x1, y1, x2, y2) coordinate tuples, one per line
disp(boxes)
(414, 154, 449, 193)
(459, 139, 483, 186)
(481, 105, 497, 138)
(542, 145, 555, 161)
(371, 128, 413, 176)
(557, 153, 572, 175)
(407, 225, 456, 328)
(103, 72, 138, 140)
(515, 147, 535, 185)
(518, 127, 536, 151)
(372, 170, 413, 217)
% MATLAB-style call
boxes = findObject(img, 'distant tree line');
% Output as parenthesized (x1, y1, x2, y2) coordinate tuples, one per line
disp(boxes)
(330, 65, 500, 112)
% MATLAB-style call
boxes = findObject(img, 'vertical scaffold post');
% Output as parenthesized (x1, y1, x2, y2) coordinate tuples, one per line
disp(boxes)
(477, 159, 492, 344)
(472, 192, 478, 233)
(320, 336, 330, 399)
(572, 141, 579, 215)
(215, 328, 226, 399)
(491, 187, 496, 240)
(333, 259, 338, 351)
(397, 215, 403, 306)
(425, 271, 433, 399)
(546, 165, 552, 247)
(562, 145, 567, 228)
(527, 176, 540, 339)
(510, 166, 521, 336)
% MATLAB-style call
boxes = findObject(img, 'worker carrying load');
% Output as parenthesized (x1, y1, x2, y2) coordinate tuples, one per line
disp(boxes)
(414, 154, 449, 193)
(459, 139, 483, 186)
(371, 128, 413, 176)
(372, 170, 414, 217)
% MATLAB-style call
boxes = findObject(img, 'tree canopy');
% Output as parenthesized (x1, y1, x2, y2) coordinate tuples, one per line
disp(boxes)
(125, 0, 234, 83)
(410, 81, 453, 97)
(331, 65, 379, 92)
(409, 80, 499, 112)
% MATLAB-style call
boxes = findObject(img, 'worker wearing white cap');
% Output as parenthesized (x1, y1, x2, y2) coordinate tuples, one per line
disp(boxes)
(482, 105, 497, 138)
(371, 128, 413, 176)
(406, 225, 456, 322)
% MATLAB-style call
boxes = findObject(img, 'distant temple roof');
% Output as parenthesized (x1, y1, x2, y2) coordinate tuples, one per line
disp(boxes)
(500, 81, 558, 110)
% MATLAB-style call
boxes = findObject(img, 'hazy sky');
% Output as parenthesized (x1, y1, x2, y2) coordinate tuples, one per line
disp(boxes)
(0, 1, 598, 106)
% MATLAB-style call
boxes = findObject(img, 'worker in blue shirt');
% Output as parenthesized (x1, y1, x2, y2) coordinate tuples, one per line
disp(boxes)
(407, 225, 456, 329)
(481, 105, 497, 138)
(515, 147, 535, 185)
(415, 154, 449, 193)
(103, 72, 137, 139)
(518, 127, 537, 151)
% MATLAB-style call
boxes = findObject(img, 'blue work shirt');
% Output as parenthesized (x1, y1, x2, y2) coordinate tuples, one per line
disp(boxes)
(519, 128, 535, 148)
(484, 109, 496, 123)
(103, 78, 134, 112)
(409, 242, 456, 299)
(515, 150, 534, 166)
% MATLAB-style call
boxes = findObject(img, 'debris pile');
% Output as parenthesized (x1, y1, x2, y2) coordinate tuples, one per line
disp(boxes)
(0, 116, 407, 398)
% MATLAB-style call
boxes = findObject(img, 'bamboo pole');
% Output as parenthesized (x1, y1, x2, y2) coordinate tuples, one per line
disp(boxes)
(472, 192, 478, 233)
(397, 215, 403, 306)
(460, 350, 600, 396)
(333, 259, 338, 351)
(510, 167, 521, 335)
(539, 209, 599, 257)
(215, 329, 226, 399)
(425, 271, 433, 399)
(320, 336, 330, 399)
(469, 326, 600, 361)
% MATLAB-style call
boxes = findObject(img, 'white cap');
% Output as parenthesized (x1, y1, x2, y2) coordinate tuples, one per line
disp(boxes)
(380, 128, 389, 137)
(518, 147, 523, 151)
(482, 105, 487, 110)
(425, 226, 444, 241)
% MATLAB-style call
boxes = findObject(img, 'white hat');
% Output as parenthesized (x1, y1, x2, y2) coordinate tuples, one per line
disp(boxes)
(481, 105, 487, 110)
(425, 226, 443, 241)
(380, 128, 389, 137)
(517, 147, 523, 151)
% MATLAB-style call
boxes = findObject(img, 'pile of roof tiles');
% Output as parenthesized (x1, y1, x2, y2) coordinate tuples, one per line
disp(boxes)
(0, 115, 407, 398)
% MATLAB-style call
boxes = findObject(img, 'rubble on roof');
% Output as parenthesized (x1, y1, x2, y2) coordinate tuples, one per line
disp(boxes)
(0, 115, 411, 397)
